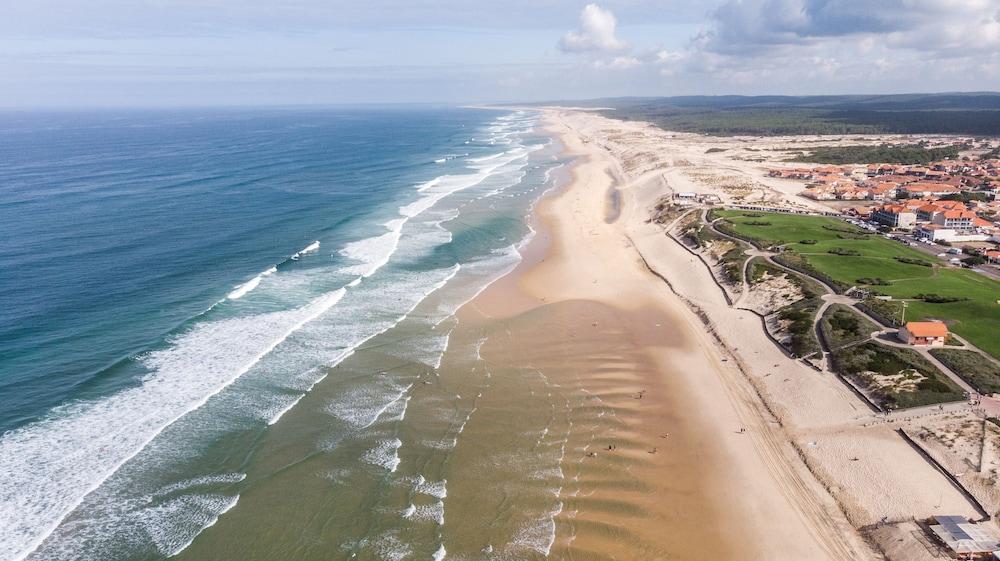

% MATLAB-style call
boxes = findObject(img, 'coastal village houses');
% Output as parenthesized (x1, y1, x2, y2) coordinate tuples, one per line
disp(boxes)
(769, 157, 1000, 243)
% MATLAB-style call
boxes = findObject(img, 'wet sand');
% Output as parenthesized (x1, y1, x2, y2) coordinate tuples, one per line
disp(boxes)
(446, 109, 876, 560)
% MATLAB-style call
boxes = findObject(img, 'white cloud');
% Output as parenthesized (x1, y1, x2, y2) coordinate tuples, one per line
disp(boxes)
(594, 55, 641, 69)
(559, 4, 628, 53)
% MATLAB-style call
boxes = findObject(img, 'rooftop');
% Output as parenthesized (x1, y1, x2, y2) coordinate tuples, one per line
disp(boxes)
(905, 321, 949, 338)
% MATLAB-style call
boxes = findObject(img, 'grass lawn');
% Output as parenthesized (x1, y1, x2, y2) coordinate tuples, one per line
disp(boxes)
(717, 211, 1000, 359)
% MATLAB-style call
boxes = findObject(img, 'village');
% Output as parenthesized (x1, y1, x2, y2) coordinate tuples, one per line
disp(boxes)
(771, 155, 1000, 258)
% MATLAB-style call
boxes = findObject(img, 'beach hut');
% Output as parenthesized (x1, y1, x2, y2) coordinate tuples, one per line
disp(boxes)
(897, 321, 948, 346)
(928, 515, 1000, 559)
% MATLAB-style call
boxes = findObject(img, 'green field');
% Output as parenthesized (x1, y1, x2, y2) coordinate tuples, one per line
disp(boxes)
(716, 211, 1000, 358)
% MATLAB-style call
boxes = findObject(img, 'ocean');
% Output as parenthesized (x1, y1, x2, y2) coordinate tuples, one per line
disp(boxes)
(0, 107, 569, 561)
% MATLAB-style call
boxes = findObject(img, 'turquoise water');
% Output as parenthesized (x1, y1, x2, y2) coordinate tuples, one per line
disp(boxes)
(0, 107, 565, 560)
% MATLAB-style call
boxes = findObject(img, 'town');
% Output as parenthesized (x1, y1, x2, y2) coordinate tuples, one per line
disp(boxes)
(771, 154, 1000, 257)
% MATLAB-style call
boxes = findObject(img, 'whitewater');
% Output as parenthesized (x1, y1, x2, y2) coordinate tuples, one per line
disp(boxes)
(0, 108, 557, 561)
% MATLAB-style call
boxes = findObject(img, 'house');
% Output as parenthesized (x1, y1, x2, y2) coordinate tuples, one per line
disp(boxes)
(928, 515, 1000, 559)
(868, 182, 899, 201)
(916, 201, 967, 223)
(899, 182, 962, 198)
(933, 209, 977, 229)
(898, 321, 948, 346)
(986, 249, 1000, 264)
(802, 186, 836, 200)
(872, 204, 917, 228)
(915, 223, 990, 243)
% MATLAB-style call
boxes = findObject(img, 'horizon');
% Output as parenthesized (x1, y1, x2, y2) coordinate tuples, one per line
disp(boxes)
(2, 91, 1000, 111)
(4, 1, 1000, 107)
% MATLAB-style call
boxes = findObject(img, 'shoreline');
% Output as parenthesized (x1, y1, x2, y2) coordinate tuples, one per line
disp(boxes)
(452, 108, 875, 559)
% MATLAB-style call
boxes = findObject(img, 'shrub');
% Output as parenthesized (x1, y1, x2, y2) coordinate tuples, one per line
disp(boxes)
(913, 293, 969, 303)
(828, 247, 861, 256)
(799, 239, 818, 245)
(894, 256, 933, 267)
(856, 277, 891, 286)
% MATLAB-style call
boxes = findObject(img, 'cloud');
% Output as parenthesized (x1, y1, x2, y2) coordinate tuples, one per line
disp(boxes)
(594, 55, 641, 69)
(559, 4, 629, 53)
(695, 0, 1000, 56)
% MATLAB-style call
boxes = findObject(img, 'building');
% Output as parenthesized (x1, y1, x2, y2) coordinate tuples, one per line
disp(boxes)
(868, 182, 899, 201)
(915, 224, 990, 243)
(928, 515, 1000, 559)
(934, 209, 977, 229)
(899, 182, 962, 198)
(898, 321, 948, 346)
(872, 204, 917, 228)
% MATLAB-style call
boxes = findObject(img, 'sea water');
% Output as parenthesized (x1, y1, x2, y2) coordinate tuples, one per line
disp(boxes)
(0, 107, 570, 561)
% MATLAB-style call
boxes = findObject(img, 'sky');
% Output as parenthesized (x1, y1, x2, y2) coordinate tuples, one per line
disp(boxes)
(2, 0, 1000, 107)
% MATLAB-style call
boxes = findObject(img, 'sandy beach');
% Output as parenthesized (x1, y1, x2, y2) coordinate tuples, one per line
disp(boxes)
(449, 107, 889, 559)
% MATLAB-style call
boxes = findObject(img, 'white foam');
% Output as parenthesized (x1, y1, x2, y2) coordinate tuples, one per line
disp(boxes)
(467, 151, 504, 163)
(326, 382, 413, 430)
(339, 228, 403, 278)
(414, 476, 447, 499)
(140, 493, 240, 557)
(410, 501, 444, 525)
(227, 266, 276, 300)
(155, 473, 246, 498)
(290, 241, 320, 260)
(266, 393, 305, 425)
(432, 544, 446, 561)
(0, 287, 346, 561)
(363, 438, 403, 472)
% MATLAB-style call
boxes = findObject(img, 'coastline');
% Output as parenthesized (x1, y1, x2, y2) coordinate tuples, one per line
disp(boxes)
(449, 108, 876, 559)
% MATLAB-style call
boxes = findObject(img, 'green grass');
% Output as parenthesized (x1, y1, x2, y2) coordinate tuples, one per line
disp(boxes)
(831, 342, 965, 409)
(716, 211, 1000, 359)
(819, 304, 881, 350)
(929, 348, 1000, 394)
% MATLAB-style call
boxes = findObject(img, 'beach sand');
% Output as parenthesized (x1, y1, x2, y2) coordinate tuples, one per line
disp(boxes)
(445, 108, 879, 559)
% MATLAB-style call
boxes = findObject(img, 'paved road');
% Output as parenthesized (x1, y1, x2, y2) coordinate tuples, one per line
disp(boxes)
(893, 233, 1000, 282)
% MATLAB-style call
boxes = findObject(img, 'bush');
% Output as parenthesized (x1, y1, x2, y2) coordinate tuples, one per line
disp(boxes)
(913, 293, 969, 303)
(800, 239, 818, 245)
(930, 348, 1000, 394)
(706, 147, 727, 153)
(744, 220, 772, 226)
(791, 143, 960, 165)
(918, 378, 953, 393)
(819, 304, 880, 350)
(828, 247, 861, 256)
(856, 277, 891, 286)
(830, 342, 964, 408)
(823, 224, 867, 235)
(777, 298, 822, 357)
(894, 256, 933, 267)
